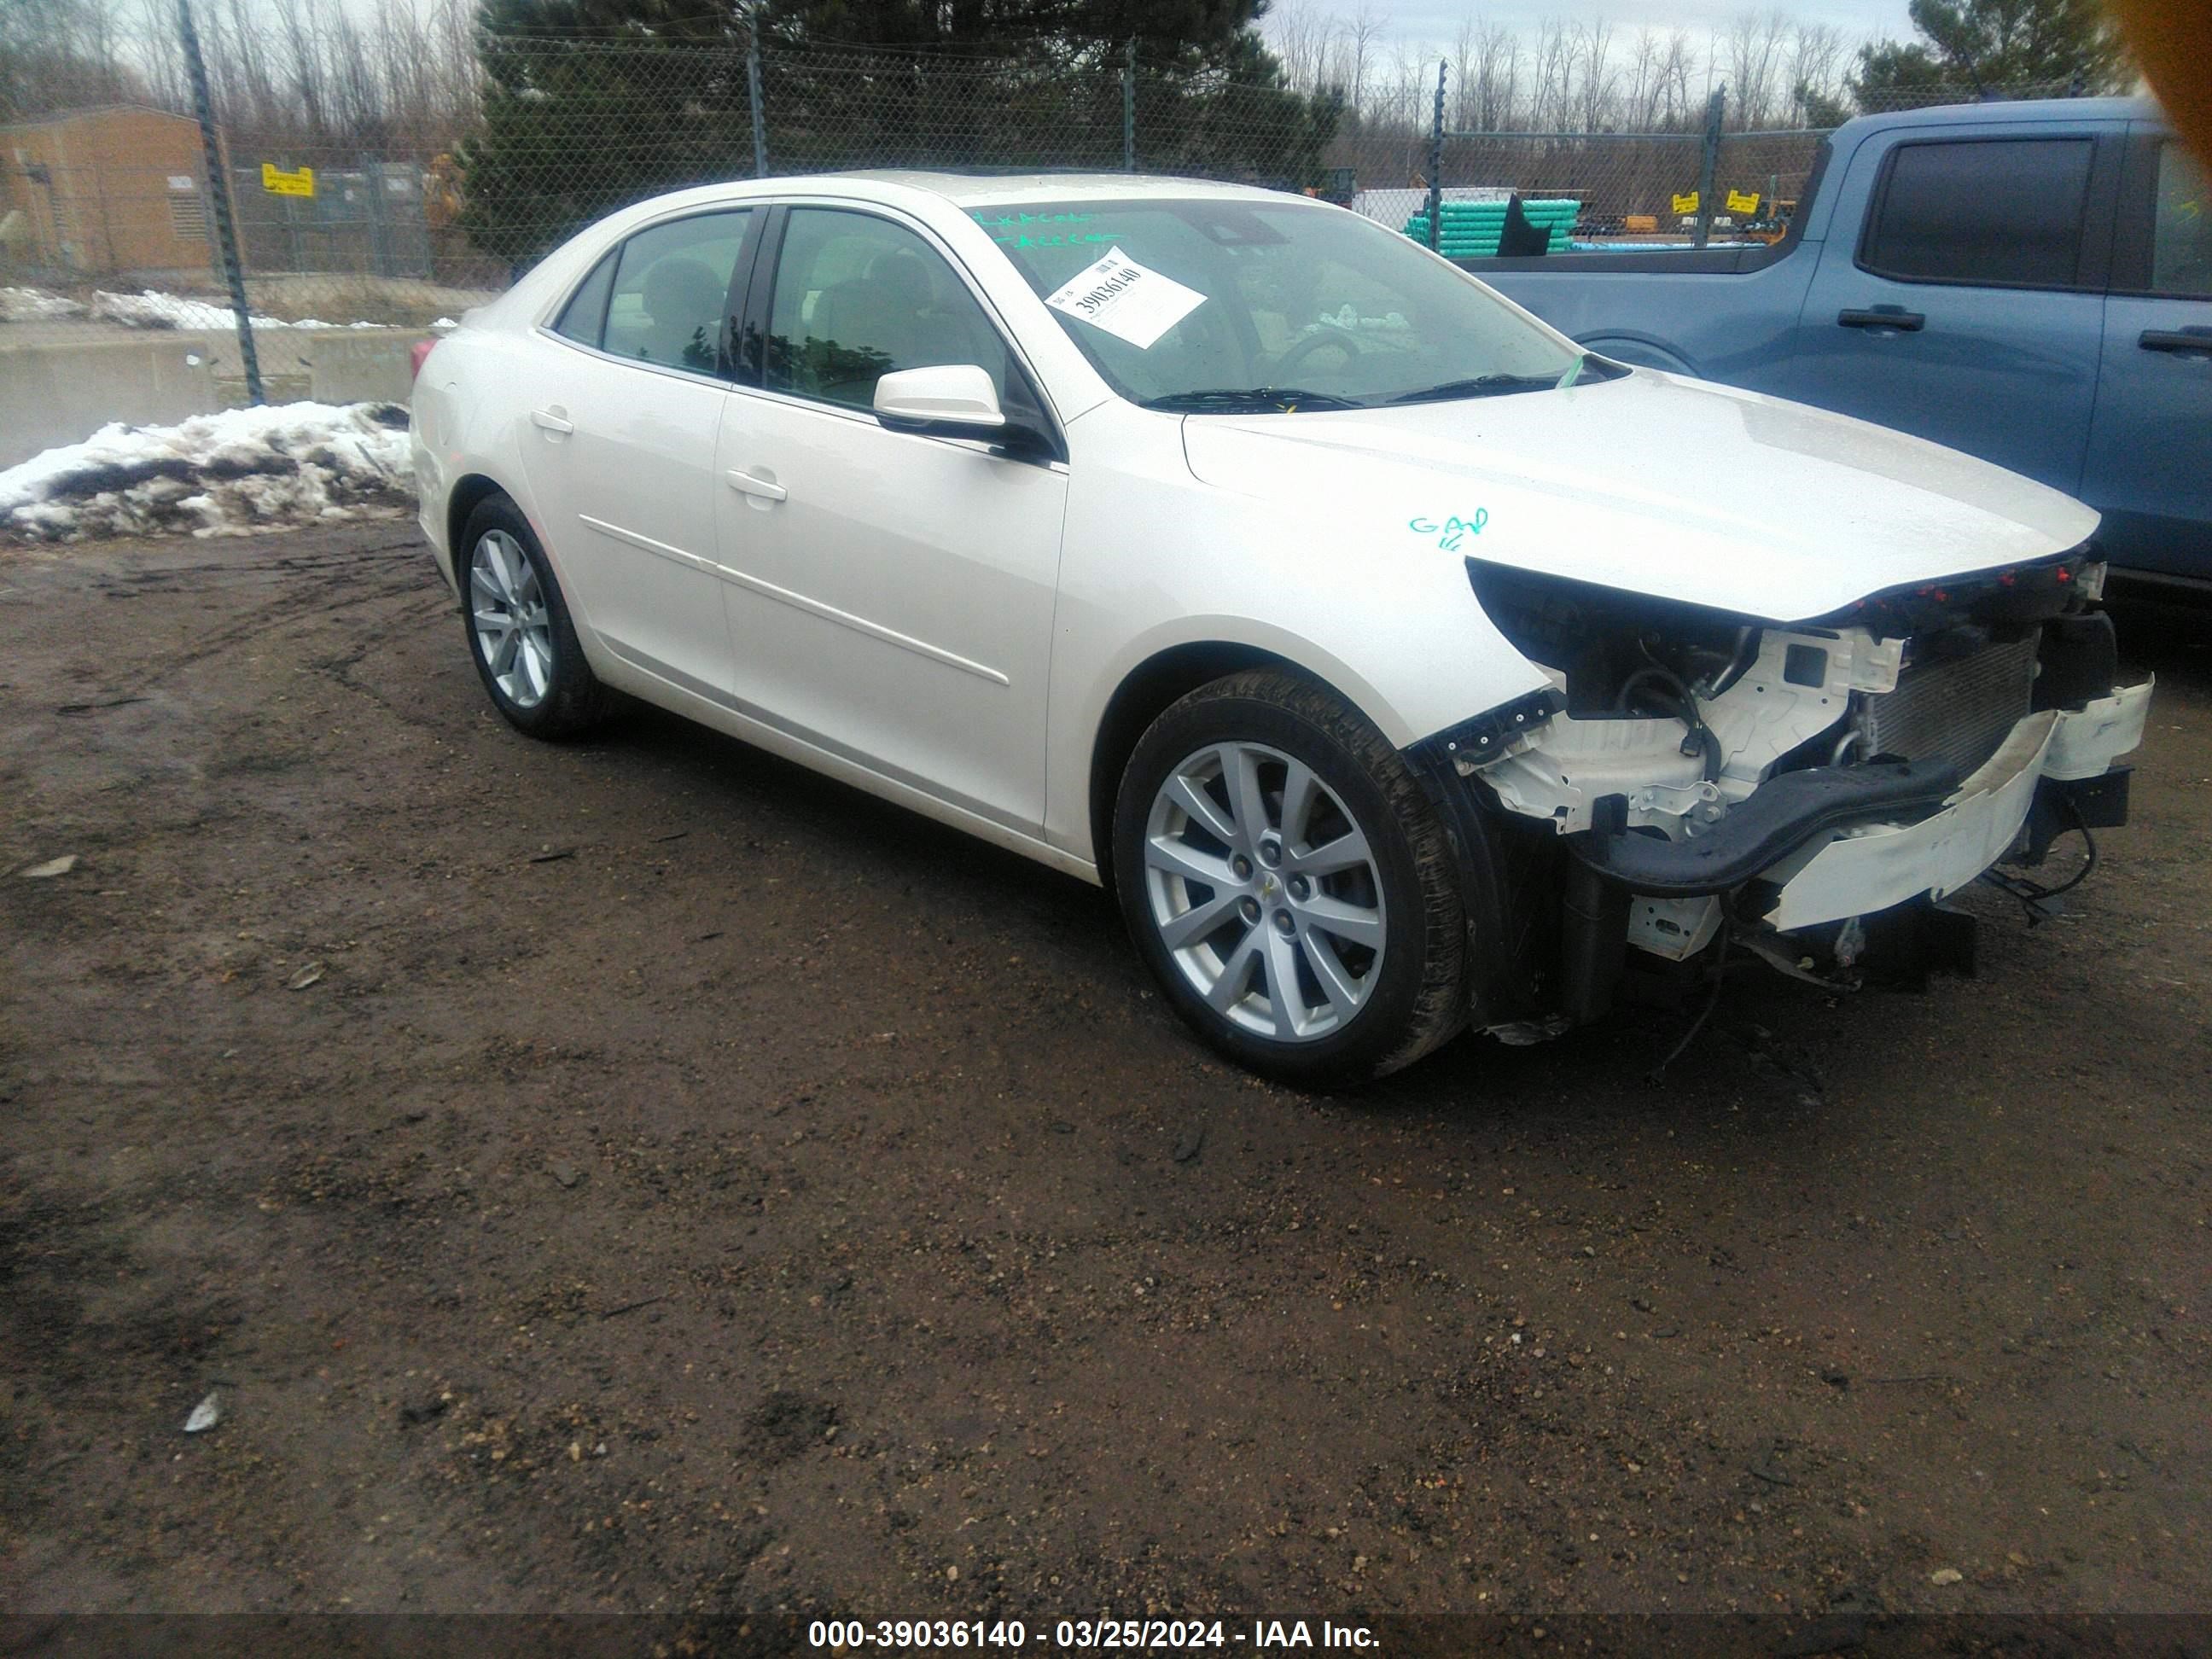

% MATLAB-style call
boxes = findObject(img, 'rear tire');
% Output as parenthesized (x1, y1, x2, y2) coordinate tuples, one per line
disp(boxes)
(459, 494, 612, 739)
(1111, 668, 1468, 1085)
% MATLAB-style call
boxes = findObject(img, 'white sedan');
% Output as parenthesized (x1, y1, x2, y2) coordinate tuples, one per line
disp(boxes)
(410, 172, 2151, 1083)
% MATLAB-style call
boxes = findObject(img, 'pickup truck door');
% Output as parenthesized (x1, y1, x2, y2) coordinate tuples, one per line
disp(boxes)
(1792, 119, 2124, 496)
(2081, 127, 2212, 581)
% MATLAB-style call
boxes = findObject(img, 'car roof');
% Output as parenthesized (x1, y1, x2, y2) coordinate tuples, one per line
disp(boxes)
(814, 170, 1305, 209)
(1840, 94, 2158, 135)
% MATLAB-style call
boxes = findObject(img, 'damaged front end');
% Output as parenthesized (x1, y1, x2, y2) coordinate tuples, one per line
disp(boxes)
(1419, 551, 2151, 1031)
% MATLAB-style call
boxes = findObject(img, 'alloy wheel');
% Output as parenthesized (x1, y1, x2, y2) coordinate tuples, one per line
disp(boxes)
(469, 528, 555, 710)
(1142, 741, 1388, 1042)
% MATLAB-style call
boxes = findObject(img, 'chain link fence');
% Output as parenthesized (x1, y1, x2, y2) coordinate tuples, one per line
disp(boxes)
(1416, 129, 1827, 247)
(1405, 78, 2080, 249)
(0, 26, 2098, 410)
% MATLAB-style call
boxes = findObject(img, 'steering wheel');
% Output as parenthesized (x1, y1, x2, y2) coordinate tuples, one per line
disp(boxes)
(1273, 326, 1365, 378)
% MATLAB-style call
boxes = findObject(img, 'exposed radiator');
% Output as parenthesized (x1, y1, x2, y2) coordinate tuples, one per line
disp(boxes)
(1862, 635, 2038, 778)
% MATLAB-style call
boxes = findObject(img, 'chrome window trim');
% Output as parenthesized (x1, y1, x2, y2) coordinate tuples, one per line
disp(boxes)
(530, 201, 766, 334)
(530, 323, 741, 393)
(523, 192, 1068, 447)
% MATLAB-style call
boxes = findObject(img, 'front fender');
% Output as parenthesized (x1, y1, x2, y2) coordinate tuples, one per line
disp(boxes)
(1043, 405, 1551, 862)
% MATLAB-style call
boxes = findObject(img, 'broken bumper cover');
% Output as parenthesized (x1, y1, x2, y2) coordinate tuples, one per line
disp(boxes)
(1759, 681, 2151, 931)
(1569, 758, 1964, 895)
(1569, 680, 2152, 930)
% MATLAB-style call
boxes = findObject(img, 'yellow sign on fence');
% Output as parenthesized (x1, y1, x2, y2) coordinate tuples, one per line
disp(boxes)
(1726, 188, 1761, 215)
(261, 163, 315, 198)
(1670, 191, 1699, 216)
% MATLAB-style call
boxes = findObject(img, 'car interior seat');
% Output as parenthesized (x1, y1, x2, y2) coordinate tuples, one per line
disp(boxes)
(637, 255, 728, 370)
(808, 246, 1004, 405)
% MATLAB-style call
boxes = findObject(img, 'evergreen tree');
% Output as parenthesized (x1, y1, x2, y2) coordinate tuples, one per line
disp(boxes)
(754, 0, 1274, 72)
(1850, 0, 2131, 109)
(460, 0, 1336, 265)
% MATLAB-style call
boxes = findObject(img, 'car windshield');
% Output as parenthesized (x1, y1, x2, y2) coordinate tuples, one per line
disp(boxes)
(975, 195, 1599, 411)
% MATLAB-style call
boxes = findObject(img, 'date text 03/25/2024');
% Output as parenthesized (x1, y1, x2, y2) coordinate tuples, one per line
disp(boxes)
(806, 1619, 1380, 1649)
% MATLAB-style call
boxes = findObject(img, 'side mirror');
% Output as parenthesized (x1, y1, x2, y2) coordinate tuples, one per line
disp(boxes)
(873, 364, 1061, 460)
(874, 364, 1006, 434)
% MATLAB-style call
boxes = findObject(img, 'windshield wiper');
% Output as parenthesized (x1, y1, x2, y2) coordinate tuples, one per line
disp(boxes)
(1387, 372, 1569, 405)
(1141, 387, 1366, 413)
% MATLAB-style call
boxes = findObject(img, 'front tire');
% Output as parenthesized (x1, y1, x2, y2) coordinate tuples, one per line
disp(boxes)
(459, 495, 611, 739)
(1112, 668, 1469, 1085)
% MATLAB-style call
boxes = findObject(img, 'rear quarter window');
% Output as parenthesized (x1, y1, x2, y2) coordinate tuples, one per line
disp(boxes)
(1860, 137, 2095, 288)
(552, 252, 615, 346)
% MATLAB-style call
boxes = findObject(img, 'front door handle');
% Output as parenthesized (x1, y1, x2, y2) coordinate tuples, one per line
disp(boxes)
(2139, 327, 2212, 356)
(725, 469, 787, 504)
(1838, 306, 1925, 332)
(530, 408, 574, 434)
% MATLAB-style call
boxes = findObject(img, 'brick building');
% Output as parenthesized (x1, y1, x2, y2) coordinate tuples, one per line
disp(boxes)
(2, 105, 217, 285)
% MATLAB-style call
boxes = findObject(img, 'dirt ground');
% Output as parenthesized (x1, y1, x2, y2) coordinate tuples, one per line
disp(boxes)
(2, 523, 2207, 1623)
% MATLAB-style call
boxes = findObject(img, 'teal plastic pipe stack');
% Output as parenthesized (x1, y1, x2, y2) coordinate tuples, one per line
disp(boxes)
(1403, 198, 1580, 255)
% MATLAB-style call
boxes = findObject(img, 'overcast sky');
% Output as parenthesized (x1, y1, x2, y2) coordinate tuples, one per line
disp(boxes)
(173, 0, 1923, 59)
(1259, 0, 1918, 51)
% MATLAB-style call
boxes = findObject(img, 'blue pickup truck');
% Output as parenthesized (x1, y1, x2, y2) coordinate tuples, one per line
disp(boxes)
(1477, 98, 2212, 588)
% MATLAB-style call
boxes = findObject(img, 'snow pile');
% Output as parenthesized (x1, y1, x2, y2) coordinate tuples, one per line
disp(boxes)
(92, 289, 391, 331)
(0, 286, 86, 322)
(94, 288, 285, 330)
(0, 401, 414, 543)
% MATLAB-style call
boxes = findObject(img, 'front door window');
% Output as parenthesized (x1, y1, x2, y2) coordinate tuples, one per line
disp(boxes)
(765, 209, 1008, 410)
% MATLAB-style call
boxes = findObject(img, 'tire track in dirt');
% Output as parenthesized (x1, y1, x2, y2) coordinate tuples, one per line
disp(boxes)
(2, 527, 2207, 1618)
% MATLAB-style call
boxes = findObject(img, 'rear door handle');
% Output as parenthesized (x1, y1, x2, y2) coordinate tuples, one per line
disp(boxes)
(2139, 328, 2212, 355)
(1838, 307, 1925, 332)
(725, 469, 787, 503)
(530, 408, 574, 434)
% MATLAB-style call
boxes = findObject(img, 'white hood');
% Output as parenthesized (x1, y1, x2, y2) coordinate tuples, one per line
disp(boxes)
(1179, 369, 2099, 623)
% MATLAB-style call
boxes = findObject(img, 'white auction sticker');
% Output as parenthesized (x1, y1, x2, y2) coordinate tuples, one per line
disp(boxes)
(1042, 247, 1205, 349)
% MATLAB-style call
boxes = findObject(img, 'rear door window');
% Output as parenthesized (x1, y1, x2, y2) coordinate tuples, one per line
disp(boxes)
(2149, 140, 2212, 297)
(597, 210, 754, 375)
(1861, 137, 2095, 288)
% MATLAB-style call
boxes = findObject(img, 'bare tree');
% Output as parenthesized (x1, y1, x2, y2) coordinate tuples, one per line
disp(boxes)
(130, 0, 189, 109)
(1471, 20, 1521, 130)
(278, 0, 330, 137)
(214, 0, 280, 131)
(1723, 9, 1791, 127)
(1656, 30, 1697, 127)
(1450, 15, 1479, 129)
(1784, 20, 1848, 124)
(1338, 0, 1385, 119)
(1269, 0, 1332, 92)
(0, 0, 146, 120)
(1624, 27, 1661, 130)
(1529, 17, 1574, 131)
(1572, 17, 1618, 131)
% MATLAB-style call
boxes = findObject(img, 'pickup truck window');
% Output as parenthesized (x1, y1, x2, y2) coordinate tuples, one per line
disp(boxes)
(2151, 141, 2212, 297)
(1862, 137, 2094, 289)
